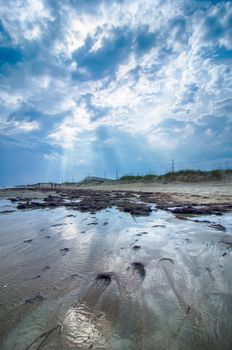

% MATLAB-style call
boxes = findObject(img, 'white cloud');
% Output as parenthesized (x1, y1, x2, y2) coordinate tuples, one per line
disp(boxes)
(43, 151, 61, 160)
(15, 120, 40, 132)
(47, 103, 95, 149)
(0, 90, 23, 118)
(190, 1, 232, 50)
(0, 0, 53, 43)
(0, 118, 40, 135)
(51, 0, 185, 58)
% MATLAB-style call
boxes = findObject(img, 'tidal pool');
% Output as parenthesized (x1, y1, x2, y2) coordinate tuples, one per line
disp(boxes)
(0, 199, 232, 349)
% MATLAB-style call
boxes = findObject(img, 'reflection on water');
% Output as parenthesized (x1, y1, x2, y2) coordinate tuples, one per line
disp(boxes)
(0, 199, 232, 349)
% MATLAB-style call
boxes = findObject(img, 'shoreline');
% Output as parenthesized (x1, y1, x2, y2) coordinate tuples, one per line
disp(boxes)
(0, 181, 232, 215)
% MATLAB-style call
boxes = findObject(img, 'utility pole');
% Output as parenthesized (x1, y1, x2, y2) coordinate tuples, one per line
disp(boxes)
(116, 168, 118, 180)
(171, 159, 175, 173)
(104, 171, 106, 180)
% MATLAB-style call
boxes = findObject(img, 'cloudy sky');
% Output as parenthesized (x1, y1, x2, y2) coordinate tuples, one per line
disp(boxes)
(0, 0, 232, 185)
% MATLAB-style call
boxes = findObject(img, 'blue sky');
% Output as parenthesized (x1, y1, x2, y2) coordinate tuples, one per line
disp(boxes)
(0, 0, 232, 185)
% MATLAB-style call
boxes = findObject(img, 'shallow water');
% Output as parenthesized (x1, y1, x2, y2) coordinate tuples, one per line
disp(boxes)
(0, 199, 232, 350)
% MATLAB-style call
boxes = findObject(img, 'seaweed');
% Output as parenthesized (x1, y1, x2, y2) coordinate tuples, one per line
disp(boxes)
(24, 239, 33, 243)
(25, 293, 44, 304)
(95, 272, 112, 286)
(159, 257, 175, 265)
(131, 262, 146, 281)
(210, 224, 226, 232)
(132, 245, 141, 251)
(60, 248, 70, 255)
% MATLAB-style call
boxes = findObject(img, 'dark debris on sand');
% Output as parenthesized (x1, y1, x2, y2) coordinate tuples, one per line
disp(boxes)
(210, 223, 226, 232)
(25, 293, 44, 304)
(131, 262, 146, 281)
(15, 189, 153, 216)
(95, 272, 113, 286)
(133, 245, 141, 251)
(11, 187, 232, 217)
(60, 248, 70, 254)
(0, 209, 16, 214)
(24, 239, 33, 243)
(169, 204, 232, 216)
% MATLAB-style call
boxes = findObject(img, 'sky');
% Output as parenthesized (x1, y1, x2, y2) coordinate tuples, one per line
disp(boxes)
(0, 0, 232, 185)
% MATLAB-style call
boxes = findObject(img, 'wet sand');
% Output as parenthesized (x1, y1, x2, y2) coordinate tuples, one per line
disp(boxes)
(0, 186, 232, 349)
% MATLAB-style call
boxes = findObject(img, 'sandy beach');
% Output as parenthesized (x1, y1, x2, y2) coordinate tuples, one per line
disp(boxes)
(0, 181, 232, 349)
(80, 180, 232, 205)
(1, 178, 232, 206)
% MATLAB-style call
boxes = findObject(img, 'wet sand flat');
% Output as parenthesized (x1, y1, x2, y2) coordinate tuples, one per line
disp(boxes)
(0, 189, 232, 349)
